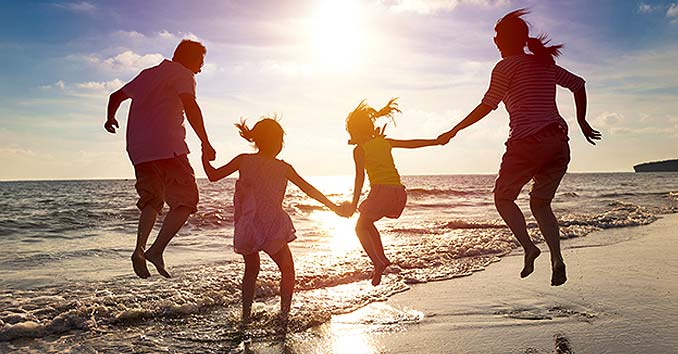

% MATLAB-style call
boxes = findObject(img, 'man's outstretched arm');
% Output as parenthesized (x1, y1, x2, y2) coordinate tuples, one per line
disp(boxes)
(180, 93, 216, 161)
(105, 89, 129, 133)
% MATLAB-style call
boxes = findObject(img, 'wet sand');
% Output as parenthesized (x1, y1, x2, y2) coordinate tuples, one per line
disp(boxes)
(281, 213, 678, 353)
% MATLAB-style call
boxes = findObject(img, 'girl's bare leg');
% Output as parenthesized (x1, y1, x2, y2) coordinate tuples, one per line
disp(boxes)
(242, 253, 260, 323)
(269, 245, 295, 325)
(356, 216, 389, 286)
(365, 222, 390, 266)
(355, 216, 380, 266)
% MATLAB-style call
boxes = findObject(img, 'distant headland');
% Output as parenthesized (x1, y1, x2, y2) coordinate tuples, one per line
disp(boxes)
(633, 159, 678, 172)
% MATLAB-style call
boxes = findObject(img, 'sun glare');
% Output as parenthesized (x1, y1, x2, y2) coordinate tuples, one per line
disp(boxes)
(309, 0, 363, 71)
(309, 210, 360, 253)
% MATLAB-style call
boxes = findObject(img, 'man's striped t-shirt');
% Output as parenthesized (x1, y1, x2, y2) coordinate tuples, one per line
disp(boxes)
(481, 54, 585, 141)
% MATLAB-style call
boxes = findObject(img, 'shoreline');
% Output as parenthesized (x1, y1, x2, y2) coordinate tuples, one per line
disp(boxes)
(275, 213, 678, 353)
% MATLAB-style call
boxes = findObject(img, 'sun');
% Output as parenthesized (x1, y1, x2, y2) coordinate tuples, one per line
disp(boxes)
(308, 0, 363, 71)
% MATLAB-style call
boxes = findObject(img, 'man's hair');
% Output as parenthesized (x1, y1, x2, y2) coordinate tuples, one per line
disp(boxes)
(172, 40, 206, 64)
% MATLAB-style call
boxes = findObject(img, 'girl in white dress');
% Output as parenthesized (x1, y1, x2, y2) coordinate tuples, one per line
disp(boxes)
(202, 118, 346, 325)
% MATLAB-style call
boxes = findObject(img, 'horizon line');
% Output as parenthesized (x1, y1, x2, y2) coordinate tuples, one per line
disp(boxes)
(0, 170, 648, 183)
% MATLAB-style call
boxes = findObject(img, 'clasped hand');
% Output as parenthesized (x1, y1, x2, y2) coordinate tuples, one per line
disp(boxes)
(334, 201, 355, 218)
(436, 130, 456, 145)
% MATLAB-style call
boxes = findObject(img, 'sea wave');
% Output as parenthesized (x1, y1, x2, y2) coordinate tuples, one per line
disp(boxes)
(406, 187, 485, 198)
(441, 220, 508, 230)
(560, 201, 657, 229)
(1, 176, 677, 347)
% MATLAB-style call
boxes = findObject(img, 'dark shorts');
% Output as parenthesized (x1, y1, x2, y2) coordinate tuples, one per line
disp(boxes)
(494, 124, 571, 201)
(134, 154, 199, 213)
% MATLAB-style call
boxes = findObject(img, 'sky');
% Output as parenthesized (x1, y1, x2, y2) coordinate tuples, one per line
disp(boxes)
(1, 0, 677, 180)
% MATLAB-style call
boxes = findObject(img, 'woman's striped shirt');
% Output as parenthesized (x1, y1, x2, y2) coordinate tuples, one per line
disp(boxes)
(481, 54, 585, 141)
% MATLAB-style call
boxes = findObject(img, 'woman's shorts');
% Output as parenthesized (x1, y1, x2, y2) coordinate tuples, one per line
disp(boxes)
(358, 184, 407, 221)
(494, 124, 571, 201)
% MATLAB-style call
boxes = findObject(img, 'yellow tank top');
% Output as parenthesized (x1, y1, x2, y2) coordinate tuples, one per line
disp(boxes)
(360, 137, 402, 186)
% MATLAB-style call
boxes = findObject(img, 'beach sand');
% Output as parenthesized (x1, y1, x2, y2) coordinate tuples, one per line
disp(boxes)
(268, 213, 678, 353)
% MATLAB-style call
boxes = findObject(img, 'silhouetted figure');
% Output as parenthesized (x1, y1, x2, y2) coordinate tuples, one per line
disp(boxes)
(344, 98, 444, 286)
(105, 40, 216, 279)
(438, 9, 601, 286)
(201, 118, 347, 327)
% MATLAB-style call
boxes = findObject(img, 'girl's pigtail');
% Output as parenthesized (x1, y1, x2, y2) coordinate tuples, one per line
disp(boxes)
(374, 98, 401, 119)
(235, 118, 255, 142)
(527, 35, 562, 66)
(373, 97, 402, 130)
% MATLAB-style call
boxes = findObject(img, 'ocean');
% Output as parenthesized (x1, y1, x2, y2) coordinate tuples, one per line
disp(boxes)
(1, 173, 676, 352)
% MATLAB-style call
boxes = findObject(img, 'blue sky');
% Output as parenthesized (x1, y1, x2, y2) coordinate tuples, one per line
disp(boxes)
(1, 0, 677, 180)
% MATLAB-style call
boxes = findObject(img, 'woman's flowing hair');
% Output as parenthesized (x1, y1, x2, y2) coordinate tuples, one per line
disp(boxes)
(346, 98, 401, 143)
(496, 8, 563, 65)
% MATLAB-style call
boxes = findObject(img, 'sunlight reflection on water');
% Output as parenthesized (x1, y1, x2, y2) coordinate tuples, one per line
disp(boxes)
(308, 210, 361, 254)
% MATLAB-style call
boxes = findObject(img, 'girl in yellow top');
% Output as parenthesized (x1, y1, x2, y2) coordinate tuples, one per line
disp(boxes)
(345, 98, 444, 285)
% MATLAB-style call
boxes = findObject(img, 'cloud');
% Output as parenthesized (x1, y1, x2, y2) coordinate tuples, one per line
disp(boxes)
(69, 30, 204, 75)
(111, 30, 146, 41)
(37, 79, 125, 96)
(39, 80, 66, 90)
(157, 30, 201, 42)
(75, 79, 125, 92)
(0, 147, 36, 157)
(610, 125, 678, 136)
(50, 1, 95, 13)
(593, 111, 624, 128)
(638, 3, 658, 14)
(108, 30, 202, 46)
(77, 50, 164, 74)
(102, 51, 164, 72)
(667, 3, 678, 22)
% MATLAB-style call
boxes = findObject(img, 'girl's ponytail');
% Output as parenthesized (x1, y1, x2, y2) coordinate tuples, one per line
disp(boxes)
(374, 97, 401, 120)
(235, 119, 255, 143)
(526, 35, 563, 66)
(345, 98, 401, 144)
(496, 9, 564, 66)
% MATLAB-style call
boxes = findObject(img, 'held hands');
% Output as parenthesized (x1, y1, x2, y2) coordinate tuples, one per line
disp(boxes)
(578, 121, 602, 145)
(104, 118, 119, 134)
(202, 143, 216, 161)
(436, 130, 456, 145)
(333, 201, 355, 218)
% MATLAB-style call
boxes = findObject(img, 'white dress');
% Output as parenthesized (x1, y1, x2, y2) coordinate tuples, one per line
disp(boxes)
(233, 154, 296, 255)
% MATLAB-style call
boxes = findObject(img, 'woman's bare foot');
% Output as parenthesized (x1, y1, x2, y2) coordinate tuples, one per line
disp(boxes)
(278, 312, 289, 333)
(131, 250, 150, 278)
(371, 260, 391, 286)
(520, 247, 541, 278)
(144, 250, 171, 278)
(551, 262, 567, 286)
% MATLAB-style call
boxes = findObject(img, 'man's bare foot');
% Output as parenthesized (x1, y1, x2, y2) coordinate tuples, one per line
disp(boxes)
(144, 250, 171, 278)
(131, 251, 150, 278)
(551, 262, 567, 286)
(371, 260, 391, 286)
(521, 247, 541, 278)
